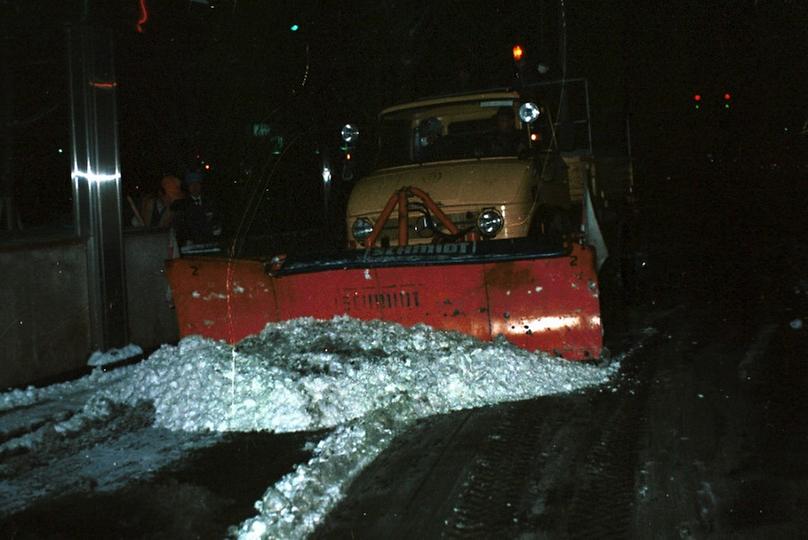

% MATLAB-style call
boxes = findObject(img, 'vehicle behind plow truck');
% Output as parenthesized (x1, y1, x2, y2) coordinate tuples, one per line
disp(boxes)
(167, 86, 628, 360)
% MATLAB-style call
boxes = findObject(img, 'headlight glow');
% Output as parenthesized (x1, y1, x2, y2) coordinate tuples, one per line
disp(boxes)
(351, 217, 374, 241)
(477, 209, 504, 237)
(518, 102, 541, 124)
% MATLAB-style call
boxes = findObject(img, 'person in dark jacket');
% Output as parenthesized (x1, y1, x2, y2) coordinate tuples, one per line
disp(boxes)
(171, 172, 222, 246)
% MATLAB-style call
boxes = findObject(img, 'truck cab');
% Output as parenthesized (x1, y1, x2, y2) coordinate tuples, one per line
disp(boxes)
(345, 90, 591, 249)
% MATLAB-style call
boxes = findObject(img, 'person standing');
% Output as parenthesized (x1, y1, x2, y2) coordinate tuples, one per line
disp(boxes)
(138, 174, 185, 228)
(172, 171, 222, 246)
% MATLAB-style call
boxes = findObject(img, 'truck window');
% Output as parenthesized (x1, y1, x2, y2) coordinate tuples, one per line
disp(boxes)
(376, 100, 528, 168)
(377, 119, 411, 168)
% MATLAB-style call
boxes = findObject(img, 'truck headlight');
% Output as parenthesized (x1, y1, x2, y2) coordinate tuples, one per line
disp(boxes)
(477, 209, 504, 237)
(352, 217, 374, 241)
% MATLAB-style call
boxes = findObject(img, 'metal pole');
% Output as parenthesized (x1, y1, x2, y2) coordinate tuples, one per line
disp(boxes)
(1, 12, 18, 231)
(320, 146, 331, 223)
(66, 24, 128, 351)
(584, 79, 593, 154)
(626, 115, 635, 193)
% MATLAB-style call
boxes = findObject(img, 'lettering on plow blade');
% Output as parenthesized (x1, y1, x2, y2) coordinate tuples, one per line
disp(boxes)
(365, 242, 475, 258)
(342, 287, 422, 311)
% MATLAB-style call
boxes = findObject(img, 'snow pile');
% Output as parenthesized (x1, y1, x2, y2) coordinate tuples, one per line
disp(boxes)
(0, 368, 128, 413)
(85, 317, 616, 435)
(0, 316, 618, 538)
(87, 343, 143, 367)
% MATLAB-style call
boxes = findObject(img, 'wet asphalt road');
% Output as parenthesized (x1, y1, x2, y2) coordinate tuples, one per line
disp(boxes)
(312, 299, 808, 539)
(3, 291, 805, 539)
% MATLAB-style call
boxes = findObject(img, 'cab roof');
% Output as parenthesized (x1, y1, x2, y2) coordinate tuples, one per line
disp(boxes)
(380, 89, 520, 117)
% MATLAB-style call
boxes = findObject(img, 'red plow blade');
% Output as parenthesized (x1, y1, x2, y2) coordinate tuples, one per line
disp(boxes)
(166, 242, 602, 360)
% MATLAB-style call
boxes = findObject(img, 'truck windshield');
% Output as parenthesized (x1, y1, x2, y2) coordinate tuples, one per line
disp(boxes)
(376, 99, 527, 168)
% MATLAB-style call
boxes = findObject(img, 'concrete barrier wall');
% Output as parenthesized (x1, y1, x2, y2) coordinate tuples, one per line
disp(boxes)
(0, 239, 92, 389)
(0, 230, 180, 389)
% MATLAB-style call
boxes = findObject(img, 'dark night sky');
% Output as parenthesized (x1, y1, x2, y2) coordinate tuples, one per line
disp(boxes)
(2, 0, 806, 227)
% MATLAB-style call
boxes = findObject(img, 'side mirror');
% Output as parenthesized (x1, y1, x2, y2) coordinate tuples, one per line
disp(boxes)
(341, 124, 359, 145)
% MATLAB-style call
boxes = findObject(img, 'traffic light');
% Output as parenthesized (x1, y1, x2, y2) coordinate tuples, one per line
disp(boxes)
(691, 91, 734, 110)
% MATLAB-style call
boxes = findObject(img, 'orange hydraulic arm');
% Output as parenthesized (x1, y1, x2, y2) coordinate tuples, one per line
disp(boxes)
(364, 186, 461, 248)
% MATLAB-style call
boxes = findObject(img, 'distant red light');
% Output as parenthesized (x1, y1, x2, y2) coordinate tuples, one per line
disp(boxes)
(90, 80, 117, 89)
(204, 163, 211, 171)
(723, 92, 732, 100)
(693, 94, 702, 102)
(512, 45, 524, 62)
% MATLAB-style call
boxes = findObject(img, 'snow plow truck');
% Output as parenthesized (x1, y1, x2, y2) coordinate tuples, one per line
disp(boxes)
(166, 84, 629, 360)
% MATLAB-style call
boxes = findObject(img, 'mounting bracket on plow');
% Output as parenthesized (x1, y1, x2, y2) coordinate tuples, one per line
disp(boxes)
(365, 186, 461, 247)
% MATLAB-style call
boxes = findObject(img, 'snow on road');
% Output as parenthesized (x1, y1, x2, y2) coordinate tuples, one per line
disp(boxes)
(0, 316, 618, 538)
